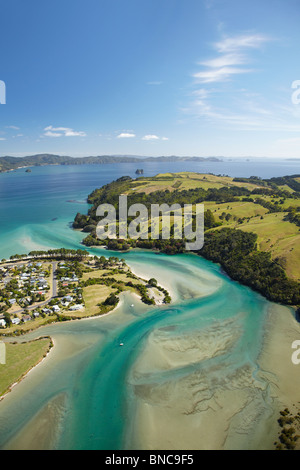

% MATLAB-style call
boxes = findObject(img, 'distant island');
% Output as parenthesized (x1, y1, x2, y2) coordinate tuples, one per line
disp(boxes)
(0, 154, 222, 173)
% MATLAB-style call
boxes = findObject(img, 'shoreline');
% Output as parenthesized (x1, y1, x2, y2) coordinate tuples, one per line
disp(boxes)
(129, 301, 300, 450)
(257, 303, 300, 449)
(0, 336, 54, 402)
(0, 281, 166, 403)
(1, 245, 299, 449)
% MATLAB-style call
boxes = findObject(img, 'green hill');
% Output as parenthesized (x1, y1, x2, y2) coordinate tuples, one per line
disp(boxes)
(73, 171, 300, 307)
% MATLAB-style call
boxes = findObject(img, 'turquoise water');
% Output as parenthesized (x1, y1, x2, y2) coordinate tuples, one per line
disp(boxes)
(0, 253, 276, 450)
(0, 159, 299, 260)
(0, 162, 297, 449)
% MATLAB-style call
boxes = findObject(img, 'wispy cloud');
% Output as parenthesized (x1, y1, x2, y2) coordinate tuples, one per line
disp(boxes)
(43, 126, 86, 137)
(215, 34, 270, 53)
(180, 32, 299, 132)
(193, 33, 271, 84)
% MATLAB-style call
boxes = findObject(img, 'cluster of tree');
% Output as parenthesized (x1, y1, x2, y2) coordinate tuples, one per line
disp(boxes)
(133, 283, 156, 305)
(233, 176, 268, 187)
(8, 248, 90, 262)
(267, 175, 300, 193)
(274, 408, 300, 450)
(102, 293, 119, 307)
(283, 209, 300, 227)
(253, 198, 282, 213)
(199, 228, 300, 305)
(82, 276, 120, 288)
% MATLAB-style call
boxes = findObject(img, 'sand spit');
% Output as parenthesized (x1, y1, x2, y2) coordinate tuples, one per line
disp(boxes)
(3, 392, 67, 450)
(127, 304, 300, 450)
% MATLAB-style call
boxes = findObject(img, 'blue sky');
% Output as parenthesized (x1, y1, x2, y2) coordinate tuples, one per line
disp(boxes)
(0, 0, 300, 158)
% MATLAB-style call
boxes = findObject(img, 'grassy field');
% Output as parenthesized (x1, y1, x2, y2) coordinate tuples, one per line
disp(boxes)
(222, 213, 300, 281)
(128, 172, 300, 281)
(0, 338, 52, 397)
(2, 315, 58, 336)
(127, 172, 266, 195)
(204, 200, 269, 220)
(81, 284, 112, 316)
(80, 171, 300, 283)
(66, 268, 147, 318)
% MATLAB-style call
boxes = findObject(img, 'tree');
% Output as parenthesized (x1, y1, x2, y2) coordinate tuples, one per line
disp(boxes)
(103, 293, 119, 306)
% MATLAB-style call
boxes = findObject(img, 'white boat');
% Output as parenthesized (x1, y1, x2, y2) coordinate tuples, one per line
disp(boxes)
(120, 343, 124, 346)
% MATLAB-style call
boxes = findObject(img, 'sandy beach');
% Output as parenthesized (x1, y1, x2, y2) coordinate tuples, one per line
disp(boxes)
(257, 304, 300, 449)
(127, 302, 300, 450)
(1, 251, 299, 450)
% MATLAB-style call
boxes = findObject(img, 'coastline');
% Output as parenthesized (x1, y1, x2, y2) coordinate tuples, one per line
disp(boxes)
(1, 254, 299, 449)
(0, 279, 166, 404)
(257, 303, 300, 449)
(0, 336, 54, 402)
(128, 301, 300, 450)
(0, 243, 299, 449)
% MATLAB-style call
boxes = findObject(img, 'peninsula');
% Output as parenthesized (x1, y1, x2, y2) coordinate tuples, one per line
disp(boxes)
(0, 248, 171, 336)
(73, 171, 300, 308)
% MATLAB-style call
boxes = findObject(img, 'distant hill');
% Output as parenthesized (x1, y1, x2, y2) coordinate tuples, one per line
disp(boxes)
(0, 154, 222, 173)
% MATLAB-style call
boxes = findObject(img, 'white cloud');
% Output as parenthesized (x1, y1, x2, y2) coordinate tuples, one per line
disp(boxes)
(0, 137, 6, 141)
(142, 134, 160, 141)
(193, 34, 271, 85)
(141, 134, 169, 141)
(6, 125, 20, 130)
(44, 131, 62, 138)
(182, 32, 287, 131)
(117, 132, 136, 138)
(43, 126, 86, 137)
(199, 53, 245, 69)
(215, 34, 270, 53)
(193, 66, 251, 84)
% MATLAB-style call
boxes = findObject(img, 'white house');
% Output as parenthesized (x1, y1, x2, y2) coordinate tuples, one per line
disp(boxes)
(69, 304, 83, 311)
(64, 295, 73, 302)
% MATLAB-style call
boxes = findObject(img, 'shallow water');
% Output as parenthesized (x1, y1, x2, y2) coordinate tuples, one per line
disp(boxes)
(0, 163, 297, 449)
(0, 252, 290, 450)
